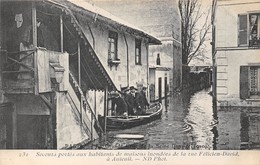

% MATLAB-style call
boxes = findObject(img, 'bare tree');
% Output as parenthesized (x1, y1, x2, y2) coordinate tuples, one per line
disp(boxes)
(178, 0, 211, 65)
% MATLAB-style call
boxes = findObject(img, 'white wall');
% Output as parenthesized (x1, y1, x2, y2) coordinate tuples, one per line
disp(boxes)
(215, 1, 260, 106)
(216, 49, 260, 100)
(86, 90, 105, 117)
(149, 69, 169, 101)
(78, 15, 149, 89)
(216, 2, 260, 48)
(56, 92, 89, 149)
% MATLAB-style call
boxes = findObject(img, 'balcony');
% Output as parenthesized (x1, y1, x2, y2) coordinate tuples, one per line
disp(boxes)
(2, 48, 68, 94)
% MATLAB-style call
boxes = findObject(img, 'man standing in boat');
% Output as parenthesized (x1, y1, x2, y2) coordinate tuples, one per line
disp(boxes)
(111, 92, 128, 116)
(123, 86, 137, 116)
(136, 87, 150, 115)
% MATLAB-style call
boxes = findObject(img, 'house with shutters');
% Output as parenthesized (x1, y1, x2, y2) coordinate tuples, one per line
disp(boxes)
(212, 0, 260, 107)
(85, 0, 182, 94)
(0, 0, 160, 149)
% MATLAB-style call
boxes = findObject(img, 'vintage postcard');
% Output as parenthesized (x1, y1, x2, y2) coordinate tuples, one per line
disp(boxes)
(0, 0, 260, 164)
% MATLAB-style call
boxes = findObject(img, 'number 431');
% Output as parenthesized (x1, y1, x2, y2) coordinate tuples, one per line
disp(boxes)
(19, 152, 28, 157)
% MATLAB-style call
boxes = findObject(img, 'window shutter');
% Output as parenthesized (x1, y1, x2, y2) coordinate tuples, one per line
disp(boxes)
(240, 66, 249, 99)
(238, 14, 248, 46)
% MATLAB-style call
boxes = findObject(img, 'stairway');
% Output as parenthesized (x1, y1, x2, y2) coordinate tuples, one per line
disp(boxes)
(67, 72, 104, 140)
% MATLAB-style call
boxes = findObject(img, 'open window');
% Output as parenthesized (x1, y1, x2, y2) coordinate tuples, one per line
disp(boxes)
(108, 30, 120, 67)
(238, 13, 260, 47)
(249, 13, 260, 47)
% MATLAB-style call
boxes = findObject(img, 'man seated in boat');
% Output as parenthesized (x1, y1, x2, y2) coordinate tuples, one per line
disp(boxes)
(111, 91, 128, 117)
(122, 86, 137, 116)
(135, 87, 150, 115)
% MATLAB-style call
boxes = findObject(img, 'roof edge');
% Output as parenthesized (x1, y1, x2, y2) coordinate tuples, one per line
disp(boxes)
(54, 0, 161, 44)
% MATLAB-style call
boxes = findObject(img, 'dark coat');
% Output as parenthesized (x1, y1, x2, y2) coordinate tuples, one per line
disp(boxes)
(136, 91, 149, 109)
(111, 97, 127, 116)
(124, 93, 136, 115)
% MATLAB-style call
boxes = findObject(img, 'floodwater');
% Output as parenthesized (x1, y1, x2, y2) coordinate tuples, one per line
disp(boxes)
(83, 87, 260, 150)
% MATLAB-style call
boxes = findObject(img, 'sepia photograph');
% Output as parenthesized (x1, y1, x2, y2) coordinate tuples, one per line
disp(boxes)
(0, 0, 259, 164)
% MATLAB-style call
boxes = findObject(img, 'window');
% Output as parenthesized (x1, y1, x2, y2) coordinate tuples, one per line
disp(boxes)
(156, 53, 161, 65)
(135, 39, 141, 65)
(238, 13, 260, 47)
(240, 66, 260, 99)
(108, 31, 118, 61)
(249, 13, 260, 47)
(249, 66, 260, 96)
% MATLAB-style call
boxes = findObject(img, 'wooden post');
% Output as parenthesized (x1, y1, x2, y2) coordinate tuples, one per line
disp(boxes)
(32, 2, 37, 47)
(78, 41, 81, 87)
(90, 111, 93, 141)
(60, 14, 63, 52)
(123, 34, 129, 87)
(94, 90, 96, 115)
(12, 104, 17, 148)
(32, 2, 38, 95)
(146, 43, 150, 102)
(104, 87, 108, 134)
(80, 95, 83, 125)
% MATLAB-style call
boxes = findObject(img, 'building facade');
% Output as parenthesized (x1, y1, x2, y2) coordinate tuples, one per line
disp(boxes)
(213, 0, 260, 107)
(88, 0, 182, 93)
(0, 0, 160, 149)
(149, 66, 170, 103)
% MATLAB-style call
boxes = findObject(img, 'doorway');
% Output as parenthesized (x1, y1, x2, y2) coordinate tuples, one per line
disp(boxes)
(17, 115, 49, 149)
(158, 77, 162, 103)
(164, 77, 168, 107)
(0, 103, 13, 149)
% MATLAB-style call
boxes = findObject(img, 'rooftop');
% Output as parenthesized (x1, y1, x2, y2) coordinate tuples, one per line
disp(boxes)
(50, 0, 161, 44)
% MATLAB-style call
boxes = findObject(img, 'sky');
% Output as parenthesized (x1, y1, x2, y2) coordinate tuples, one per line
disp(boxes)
(85, 0, 213, 66)
(189, 0, 213, 66)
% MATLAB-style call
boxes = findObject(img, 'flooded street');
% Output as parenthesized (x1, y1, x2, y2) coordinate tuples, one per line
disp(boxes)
(83, 87, 260, 150)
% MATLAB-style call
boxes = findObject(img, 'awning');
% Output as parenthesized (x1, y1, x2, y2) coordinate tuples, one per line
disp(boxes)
(79, 44, 116, 91)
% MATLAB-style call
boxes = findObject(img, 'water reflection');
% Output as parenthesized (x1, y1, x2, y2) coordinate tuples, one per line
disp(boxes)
(82, 87, 260, 150)
(182, 88, 217, 150)
(217, 107, 260, 150)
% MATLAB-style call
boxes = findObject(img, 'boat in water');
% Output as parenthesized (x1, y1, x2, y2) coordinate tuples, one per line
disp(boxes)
(106, 103, 163, 130)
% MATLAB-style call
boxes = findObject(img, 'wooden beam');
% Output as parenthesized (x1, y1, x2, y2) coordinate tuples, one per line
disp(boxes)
(60, 14, 64, 52)
(7, 57, 34, 72)
(104, 87, 108, 134)
(80, 95, 83, 126)
(32, 2, 37, 47)
(32, 2, 38, 95)
(94, 90, 96, 115)
(39, 95, 55, 110)
(12, 104, 17, 148)
(78, 41, 81, 87)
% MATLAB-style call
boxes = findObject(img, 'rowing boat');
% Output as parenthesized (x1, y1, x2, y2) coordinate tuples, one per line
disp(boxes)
(106, 103, 163, 130)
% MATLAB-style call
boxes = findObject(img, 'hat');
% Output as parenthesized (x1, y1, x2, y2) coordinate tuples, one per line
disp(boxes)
(110, 91, 120, 97)
(142, 87, 147, 90)
(121, 86, 129, 93)
(129, 86, 137, 90)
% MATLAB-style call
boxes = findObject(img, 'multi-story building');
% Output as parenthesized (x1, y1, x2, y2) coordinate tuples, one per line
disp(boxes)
(88, 0, 182, 95)
(212, 0, 260, 107)
(0, 0, 160, 149)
